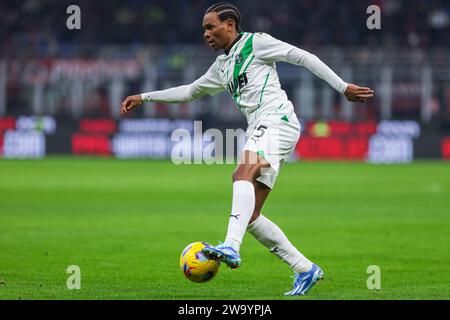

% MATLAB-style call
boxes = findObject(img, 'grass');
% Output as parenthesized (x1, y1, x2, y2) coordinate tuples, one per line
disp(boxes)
(0, 157, 449, 299)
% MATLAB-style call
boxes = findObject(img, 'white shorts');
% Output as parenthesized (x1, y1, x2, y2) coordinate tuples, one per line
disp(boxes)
(242, 109, 301, 189)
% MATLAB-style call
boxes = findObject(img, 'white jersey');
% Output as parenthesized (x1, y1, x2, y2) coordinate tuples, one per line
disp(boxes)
(141, 32, 348, 128)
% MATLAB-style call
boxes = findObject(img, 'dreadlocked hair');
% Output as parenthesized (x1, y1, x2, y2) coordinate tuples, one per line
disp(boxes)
(205, 2, 242, 32)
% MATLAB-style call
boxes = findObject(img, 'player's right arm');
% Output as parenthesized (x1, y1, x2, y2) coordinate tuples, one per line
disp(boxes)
(120, 60, 224, 115)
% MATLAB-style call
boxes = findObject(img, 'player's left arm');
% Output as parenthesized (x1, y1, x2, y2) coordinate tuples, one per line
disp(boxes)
(253, 33, 374, 102)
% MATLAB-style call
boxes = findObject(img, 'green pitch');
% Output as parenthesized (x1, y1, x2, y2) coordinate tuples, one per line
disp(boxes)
(0, 157, 449, 300)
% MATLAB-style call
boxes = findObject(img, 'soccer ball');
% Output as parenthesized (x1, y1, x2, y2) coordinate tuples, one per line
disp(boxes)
(179, 242, 220, 283)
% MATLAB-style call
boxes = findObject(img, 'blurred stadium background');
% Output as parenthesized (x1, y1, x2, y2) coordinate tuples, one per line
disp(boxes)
(0, 0, 450, 161)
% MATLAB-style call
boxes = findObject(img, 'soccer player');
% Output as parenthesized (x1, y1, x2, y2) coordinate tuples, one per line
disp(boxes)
(120, 2, 374, 296)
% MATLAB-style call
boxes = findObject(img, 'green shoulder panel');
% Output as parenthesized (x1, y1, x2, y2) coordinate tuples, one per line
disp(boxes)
(233, 33, 254, 79)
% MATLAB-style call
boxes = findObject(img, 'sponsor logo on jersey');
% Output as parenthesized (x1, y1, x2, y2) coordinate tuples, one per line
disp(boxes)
(227, 73, 248, 94)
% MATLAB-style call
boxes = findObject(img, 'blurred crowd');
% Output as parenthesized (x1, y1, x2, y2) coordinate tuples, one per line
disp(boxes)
(1, 0, 450, 52)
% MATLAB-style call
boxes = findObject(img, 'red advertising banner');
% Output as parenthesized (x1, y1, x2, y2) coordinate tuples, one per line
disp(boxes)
(79, 119, 116, 134)
(296, 121, 373, 160)
(442, 138, 450, 159)
(296, 136, 369, 160)
(305, 121, 377, 137)
(72, 133, 111, 156)
(0, 117, 15, 133)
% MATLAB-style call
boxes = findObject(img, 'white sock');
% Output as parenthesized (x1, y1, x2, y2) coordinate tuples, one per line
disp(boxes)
(247, 214, 313, 273)
(224, 180, 256, 252)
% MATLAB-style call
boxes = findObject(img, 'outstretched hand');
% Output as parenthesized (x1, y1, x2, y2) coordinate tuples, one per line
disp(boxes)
(120, 95, 143, 115)
(344, 84, 374, 102)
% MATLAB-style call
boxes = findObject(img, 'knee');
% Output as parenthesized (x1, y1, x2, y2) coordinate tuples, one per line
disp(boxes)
(232, 164, 263, 182)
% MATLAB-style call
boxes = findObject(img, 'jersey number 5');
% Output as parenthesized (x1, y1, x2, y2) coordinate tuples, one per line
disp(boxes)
(250, 125, 267, 142)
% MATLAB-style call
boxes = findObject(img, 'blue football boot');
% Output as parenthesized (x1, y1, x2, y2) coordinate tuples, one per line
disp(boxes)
(284, 264, 324, 296)
(202, 243, 241, 269)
